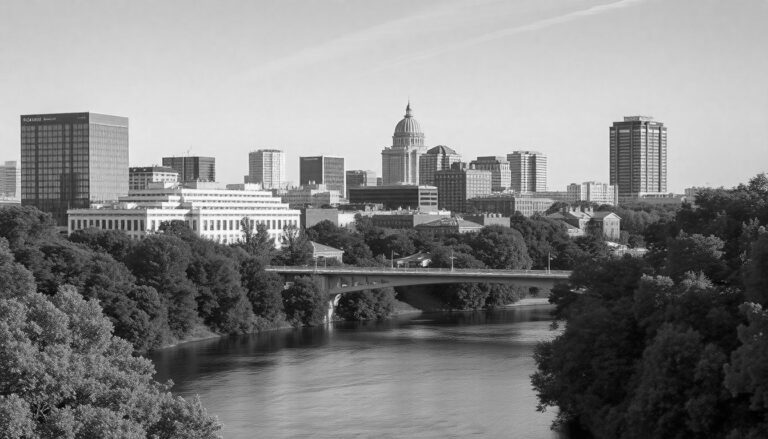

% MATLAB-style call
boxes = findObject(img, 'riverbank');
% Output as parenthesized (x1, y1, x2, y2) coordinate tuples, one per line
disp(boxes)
(506, 297, 553, 307)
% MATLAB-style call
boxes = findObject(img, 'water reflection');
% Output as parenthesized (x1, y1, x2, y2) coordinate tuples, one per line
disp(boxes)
(151, 306, 565, 438)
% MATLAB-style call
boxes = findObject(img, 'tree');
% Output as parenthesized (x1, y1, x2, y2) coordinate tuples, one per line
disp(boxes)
(281, 276, 326, 326)
(238, 221, 277, 263)
(0, 245, 221, 437)
(664, 232, 727, 283)
(126, 236, 199, 338)
(69, 228, 134, 262)
(447, 283, 489, 310)
(743, 232, 768, 305)
(467, 225, 532, 269)
(240, 256, 285, 324)
(274, 225, 313, 266)
(335, 288, 397, 321)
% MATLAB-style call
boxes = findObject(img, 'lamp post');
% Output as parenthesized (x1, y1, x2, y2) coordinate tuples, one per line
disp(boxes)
(547, 251, 552, 273)
(450, 249, 456, 272)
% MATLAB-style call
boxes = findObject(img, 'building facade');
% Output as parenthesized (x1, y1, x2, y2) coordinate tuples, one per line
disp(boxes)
(162, 156, 215, 183)
(434, 167, 492, 213)
(0, 161, 20, 199)
(419, 145, 461, 186)
(67, 182, 300, 245)
(382, 103, 429, 185)
(281, 183, 341, 208)
(609, 116, 667, 199)
(567, 181, 619, 206)
(129, 166, 179, 191)
(370, 211, 450, 229)
(299, 155, 345, 195)
(348, 185, 438, 211)
(468, 194, 554, 217)
(345, 169, 377, 197)
(470, 156, 512, 191)
(414, 217, 483, 235)
(248, 149, 285, 189)
(21, 112, 129, 225)
(507, 151, 547, 192)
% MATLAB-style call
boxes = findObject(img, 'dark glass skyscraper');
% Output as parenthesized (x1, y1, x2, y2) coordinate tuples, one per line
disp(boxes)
(299, 156, 345, 195)
(20, 112, 129, 225)
(162, 156, 216, 183)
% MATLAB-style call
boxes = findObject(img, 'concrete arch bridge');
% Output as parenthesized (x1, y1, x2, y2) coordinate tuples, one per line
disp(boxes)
(265, 266, 571, 322)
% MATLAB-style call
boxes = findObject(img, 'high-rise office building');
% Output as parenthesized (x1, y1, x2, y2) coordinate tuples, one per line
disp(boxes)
(609, 116, 667, 199)
(419, 145, 461, 186)
(470, 156, 512, 192)
(299, 156, 345, 195)
(248, 149, 285, 189)
(162, 156, 215, 183)
(507, 151, 547, 192)
(0, 161, 20, 199)
(20, 112, 129, 225)
(434, 164, 492, 213)
(382, 102, 429, 185)
(346, 170, 377, 197)
(129, 166, 179, 191)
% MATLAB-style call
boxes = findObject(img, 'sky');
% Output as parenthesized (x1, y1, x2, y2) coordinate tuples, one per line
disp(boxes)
(1, 0, 767, 192)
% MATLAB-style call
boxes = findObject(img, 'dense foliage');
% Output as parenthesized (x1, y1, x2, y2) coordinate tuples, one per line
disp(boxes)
(0, 239, 221, 438)
(532, 174, 768, 438)
(0, 208, 297, 353)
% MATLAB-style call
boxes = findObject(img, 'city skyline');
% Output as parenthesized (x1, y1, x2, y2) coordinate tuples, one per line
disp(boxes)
(1, 0, 767, 192)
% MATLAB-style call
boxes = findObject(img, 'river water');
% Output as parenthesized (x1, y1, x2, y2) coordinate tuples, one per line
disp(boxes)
(151, 305, 565, 438)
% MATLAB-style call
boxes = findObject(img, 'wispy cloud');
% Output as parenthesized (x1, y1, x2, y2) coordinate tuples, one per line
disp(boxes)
(382, 0, 648, 71)
(242, 0, 647, 80)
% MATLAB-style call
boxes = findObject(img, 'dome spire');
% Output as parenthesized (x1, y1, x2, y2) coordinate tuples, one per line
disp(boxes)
(405, 100, 412, 118)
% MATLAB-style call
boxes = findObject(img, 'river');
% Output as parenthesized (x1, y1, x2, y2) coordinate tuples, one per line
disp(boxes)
(151, 304, 565, 438)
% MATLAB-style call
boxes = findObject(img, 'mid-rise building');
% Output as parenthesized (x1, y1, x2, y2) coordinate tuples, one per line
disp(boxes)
(129, 166, 179, 191)
(21, 112, 129, 225)
(567, 181, 619, 206)
(419, 145, 461, 186)
(468, 194, 554, 217)
(609, 116, 667, 199)
(382, 103, 429, 185)
(370, 210, 450, 229)
(67, 182, 300, 245)
(470, 156, 512, 191)
(508, 151, 547, 192)
(345, 170, 377, 197)
(434, 166, 492, 213)
(0, 161, 20, 199)
(303, 208, 359, 229)
(299, 155, 345, 195)
(281, 183, 341, 208)
(414, 217, 483, 235)
(162, 156, 215, 183)
(348, 185, 438, 211)
(248, 149, 285, 189)
(547, 207, 621, 241)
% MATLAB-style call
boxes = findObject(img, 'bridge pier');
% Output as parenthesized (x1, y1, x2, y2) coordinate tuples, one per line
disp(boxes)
(325, 294, 342, 325)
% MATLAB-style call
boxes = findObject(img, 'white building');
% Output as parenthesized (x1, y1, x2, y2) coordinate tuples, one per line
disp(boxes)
(129, 166, 179, 191)
(381, 102, 429, 185)
(281, 184, 341, 207)
(507, 151, 547, 192)
(67, 182, 300, 245)
(567, 182, 619, 206)
(0, 160, 20, 199)
(248, 149, 285, 189)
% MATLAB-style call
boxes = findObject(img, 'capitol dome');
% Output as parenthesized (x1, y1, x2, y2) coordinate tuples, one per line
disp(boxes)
(394, 102, 423, 135)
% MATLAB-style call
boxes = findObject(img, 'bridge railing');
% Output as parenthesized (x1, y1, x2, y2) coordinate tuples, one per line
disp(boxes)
(264, 265, 572, 276)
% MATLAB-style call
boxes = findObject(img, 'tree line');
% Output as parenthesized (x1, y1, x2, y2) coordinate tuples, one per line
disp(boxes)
(532, 174, 768, 438)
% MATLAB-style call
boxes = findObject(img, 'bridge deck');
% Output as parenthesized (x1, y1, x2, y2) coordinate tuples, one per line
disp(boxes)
(265, 266, 571, 279)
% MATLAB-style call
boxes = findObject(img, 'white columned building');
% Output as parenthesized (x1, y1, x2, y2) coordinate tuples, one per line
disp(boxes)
(67, 182, 300, 245)
(381, 102, 429, 185)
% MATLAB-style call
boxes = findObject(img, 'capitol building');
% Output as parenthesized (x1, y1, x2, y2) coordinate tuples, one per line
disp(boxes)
(381, 102, 429, 185)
